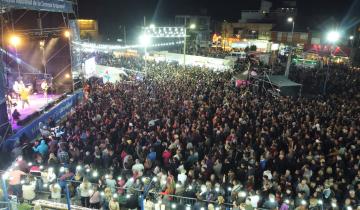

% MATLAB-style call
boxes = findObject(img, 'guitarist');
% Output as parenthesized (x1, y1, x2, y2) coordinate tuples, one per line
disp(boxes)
(41, 80, 49, 99)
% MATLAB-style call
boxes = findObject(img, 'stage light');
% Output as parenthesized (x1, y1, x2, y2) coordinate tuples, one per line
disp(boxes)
(9, 35, 21, 47)
(287, 17, 294, 23)
(64, 30, 71, 38)
(39, 40, 45, 48)
(327, 31, 341, 43)
(190, 24, 196, 29)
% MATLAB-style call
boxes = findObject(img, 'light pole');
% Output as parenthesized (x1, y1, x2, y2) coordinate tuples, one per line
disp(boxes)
(285, 17, 295, 78)
(323, 30, 340, 95)
(139, 33, 151, 76)
(183, 23, 196, 69)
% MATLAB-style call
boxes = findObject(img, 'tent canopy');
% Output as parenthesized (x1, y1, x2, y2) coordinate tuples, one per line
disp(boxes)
(268, 75, 302, 87)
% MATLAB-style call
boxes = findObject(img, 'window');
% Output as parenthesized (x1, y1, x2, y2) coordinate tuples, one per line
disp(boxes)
(300, 33, 308, 40)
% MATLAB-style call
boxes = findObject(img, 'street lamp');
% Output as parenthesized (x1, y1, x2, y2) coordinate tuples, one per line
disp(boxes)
(139, 34, 152, 76)
(183, 24, 196, 69)
(285, 17, 295, 78)
(323, 30, 341, 95)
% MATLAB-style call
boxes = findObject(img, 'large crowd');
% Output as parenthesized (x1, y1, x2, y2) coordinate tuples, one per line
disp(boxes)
(2, 55, 360, 210)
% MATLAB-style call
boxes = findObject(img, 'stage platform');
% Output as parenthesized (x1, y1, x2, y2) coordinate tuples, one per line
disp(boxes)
(8, 94, 62, 130)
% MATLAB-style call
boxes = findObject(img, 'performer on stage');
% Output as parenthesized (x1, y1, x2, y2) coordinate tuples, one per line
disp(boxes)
(13, 80, 25, 101)
(19, 86, 30, 109)
(41, 80, 49, 98)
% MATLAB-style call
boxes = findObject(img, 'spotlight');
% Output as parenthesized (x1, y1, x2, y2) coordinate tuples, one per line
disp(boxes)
(9, 35, 21, 47)
(64, 30, 71, 38)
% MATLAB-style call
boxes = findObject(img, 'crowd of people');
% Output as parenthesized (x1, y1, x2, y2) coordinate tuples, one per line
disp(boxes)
(3, 55, 360, 210)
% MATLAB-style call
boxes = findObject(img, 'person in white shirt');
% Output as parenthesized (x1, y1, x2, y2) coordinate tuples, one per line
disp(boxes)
(177, 165, 187, 185)
(132, 159, 144, 176)
(79, 179, 91, 207)
(89, 186, 101, 209)
(50, 183, 61, 202)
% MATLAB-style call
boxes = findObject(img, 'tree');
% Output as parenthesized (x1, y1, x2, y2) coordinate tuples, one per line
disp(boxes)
(250, 45, 257, 52)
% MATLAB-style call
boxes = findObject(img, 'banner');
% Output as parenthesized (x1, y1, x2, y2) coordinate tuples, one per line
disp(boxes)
(3, 90, 83, 150)
(0, 0, 74, 13)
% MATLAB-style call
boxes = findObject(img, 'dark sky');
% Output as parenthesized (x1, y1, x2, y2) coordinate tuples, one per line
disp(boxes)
(77, 0, 358, 40)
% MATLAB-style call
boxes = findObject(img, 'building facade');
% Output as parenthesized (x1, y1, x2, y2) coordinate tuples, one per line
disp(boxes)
(175, 15, 211, 48)
(76, 19, 99, 41)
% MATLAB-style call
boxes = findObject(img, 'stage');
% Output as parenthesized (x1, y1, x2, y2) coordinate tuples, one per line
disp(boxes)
(8, 94, 62, 130)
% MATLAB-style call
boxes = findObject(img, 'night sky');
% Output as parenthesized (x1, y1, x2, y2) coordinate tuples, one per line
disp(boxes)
(77, 0, 358, 40)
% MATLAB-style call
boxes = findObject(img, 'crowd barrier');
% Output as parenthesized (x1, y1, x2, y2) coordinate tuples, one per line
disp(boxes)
(0, 170, 234, 210)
